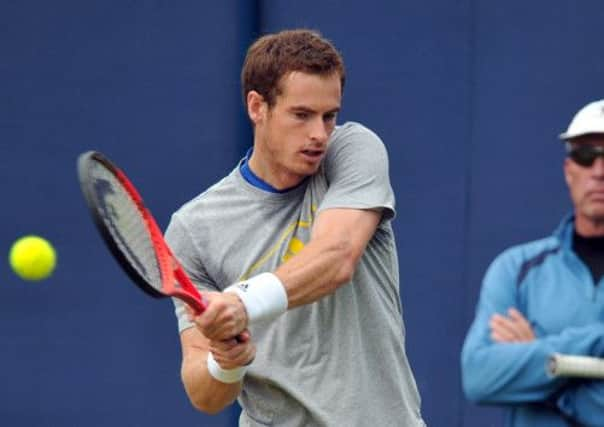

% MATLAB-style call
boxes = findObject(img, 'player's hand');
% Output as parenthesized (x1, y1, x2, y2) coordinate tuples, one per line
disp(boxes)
(490, 307, 535, 343)
(191, 291, 248, 341)
(209, 330, 256, 369)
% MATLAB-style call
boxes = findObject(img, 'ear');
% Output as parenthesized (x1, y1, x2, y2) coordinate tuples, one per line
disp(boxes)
(563, 158, 572, 187)
(247, 91, 267, 126)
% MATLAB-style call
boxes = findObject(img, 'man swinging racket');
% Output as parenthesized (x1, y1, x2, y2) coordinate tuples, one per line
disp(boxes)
(165, 29, 426, 426)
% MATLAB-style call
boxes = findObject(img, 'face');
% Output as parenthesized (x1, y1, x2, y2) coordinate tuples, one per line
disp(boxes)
(247, 71, 341, 189)
(564, 134, 604, 236)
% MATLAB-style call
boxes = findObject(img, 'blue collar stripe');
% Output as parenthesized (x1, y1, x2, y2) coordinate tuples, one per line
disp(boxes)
(240, 148, 284, 193)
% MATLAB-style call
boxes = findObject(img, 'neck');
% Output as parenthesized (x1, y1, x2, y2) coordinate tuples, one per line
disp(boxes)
(248, 145, 304, 191)
(575, 215, 604, 237)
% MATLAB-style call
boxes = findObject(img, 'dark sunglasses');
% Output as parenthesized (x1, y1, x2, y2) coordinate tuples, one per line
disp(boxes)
(566, 143, 604, 167)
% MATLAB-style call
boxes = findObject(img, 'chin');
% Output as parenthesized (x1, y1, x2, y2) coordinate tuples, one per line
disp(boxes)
(304, 166, 321, 177)
(584, 208, 604, 224)
(295, 163, 320, 176)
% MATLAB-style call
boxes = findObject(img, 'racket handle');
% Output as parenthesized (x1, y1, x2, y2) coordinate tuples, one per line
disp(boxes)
(175, 280, 245, 343)
(548, 353, 604, 379)
(179, 293, 207, 316)
(173, 268, 209, 313)
(184, 293, 245, 343)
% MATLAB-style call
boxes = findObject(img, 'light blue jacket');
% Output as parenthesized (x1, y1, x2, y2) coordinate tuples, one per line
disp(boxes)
(462, 215, 604, 426)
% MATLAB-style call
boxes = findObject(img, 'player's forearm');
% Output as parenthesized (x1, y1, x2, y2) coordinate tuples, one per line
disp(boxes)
(224, 209, 379, 327)
(181, 352, 242, 414)
(275, 233, 358, 309)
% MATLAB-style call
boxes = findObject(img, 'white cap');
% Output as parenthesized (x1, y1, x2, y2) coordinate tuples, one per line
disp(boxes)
(559, 99, 604, 140)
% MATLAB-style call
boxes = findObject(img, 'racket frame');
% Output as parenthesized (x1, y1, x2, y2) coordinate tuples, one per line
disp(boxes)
(77, 151, 207, 314)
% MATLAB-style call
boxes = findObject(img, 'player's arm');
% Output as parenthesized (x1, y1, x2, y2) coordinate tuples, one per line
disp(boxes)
(276, 206, 381, 308)
(194, 206, 382, 340)
(196, 125, 393, 340)
(180, 324, 255, 414)
(165, 215, 255, 412)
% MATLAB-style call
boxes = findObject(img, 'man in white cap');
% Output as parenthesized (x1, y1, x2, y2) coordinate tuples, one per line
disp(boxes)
(461, 100, 604, 426)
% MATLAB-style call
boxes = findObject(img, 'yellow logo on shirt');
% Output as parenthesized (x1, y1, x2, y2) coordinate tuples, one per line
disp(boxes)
(282, 236, 305, 262)
(239, 204, 317, 280)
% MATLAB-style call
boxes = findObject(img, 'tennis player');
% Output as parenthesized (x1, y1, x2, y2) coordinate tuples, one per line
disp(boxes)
(461, 99, 604, 426)
(164, 29, 425, 426)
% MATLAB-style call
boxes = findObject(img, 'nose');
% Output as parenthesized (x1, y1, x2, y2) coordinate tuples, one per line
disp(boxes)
(309, 117, 329, 144)
(592, 157, 604, 177)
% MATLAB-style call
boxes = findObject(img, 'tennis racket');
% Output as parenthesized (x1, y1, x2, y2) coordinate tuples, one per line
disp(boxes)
(77, 150, 208, 314)
(547, 353, 604, 379)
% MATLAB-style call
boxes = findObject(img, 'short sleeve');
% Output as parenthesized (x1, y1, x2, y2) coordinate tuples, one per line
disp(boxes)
(319, 122, 396, 220)
(164, 213, 217, 332)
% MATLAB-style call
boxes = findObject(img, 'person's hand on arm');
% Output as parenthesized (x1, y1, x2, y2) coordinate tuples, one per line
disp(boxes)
(490, 307, 536, 343)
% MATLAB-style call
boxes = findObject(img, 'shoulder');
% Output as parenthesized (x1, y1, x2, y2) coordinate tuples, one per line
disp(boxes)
(487, 235, 561, 282)
(171, 169, 240, 226)
(324, 121, 389, 168)
(331, 121, 380, 138)
(498, 236, 560, 262)
(328, 121, 385, 149)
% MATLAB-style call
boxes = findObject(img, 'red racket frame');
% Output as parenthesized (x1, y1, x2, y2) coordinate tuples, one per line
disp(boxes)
(78, 151, 208, 315)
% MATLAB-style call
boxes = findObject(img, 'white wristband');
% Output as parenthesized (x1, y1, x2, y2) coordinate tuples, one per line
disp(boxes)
(225, 272, 288, 324)
(207, 352, 247, 384)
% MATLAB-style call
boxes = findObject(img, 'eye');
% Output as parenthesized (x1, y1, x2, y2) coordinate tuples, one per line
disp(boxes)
(323, 112, 337, 123)
(569, 146, 601, 167)
(294, 111, 310, 120)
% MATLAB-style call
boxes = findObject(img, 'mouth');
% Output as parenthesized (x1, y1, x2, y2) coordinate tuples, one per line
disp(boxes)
(587, 190, 604, 201)
(300, 149, 325, 161)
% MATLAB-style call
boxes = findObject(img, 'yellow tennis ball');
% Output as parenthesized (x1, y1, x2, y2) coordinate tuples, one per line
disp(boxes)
(9, 235, 57, 281)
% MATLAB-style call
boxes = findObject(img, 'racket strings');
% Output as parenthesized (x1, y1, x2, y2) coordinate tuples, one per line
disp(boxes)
(89, 162, 163, 288)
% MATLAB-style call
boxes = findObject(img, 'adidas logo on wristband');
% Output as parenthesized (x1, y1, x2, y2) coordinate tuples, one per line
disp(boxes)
(236, 282, 249, 292)
(224, 273, 288, 324)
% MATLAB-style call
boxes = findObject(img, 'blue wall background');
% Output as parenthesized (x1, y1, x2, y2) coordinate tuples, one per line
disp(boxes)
(1, 1, 603, 426)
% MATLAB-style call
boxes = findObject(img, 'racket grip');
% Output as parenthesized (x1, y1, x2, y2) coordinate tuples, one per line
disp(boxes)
(548, 353, 604, 379)
(181, 293, 207, 316)
(189, 303, 244, 343)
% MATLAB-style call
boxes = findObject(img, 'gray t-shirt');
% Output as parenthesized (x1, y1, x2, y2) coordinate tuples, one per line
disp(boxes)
(165, 122, 425, 427)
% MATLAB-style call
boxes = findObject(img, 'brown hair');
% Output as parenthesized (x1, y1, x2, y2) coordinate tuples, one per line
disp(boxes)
(241, 29, 345, 108)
